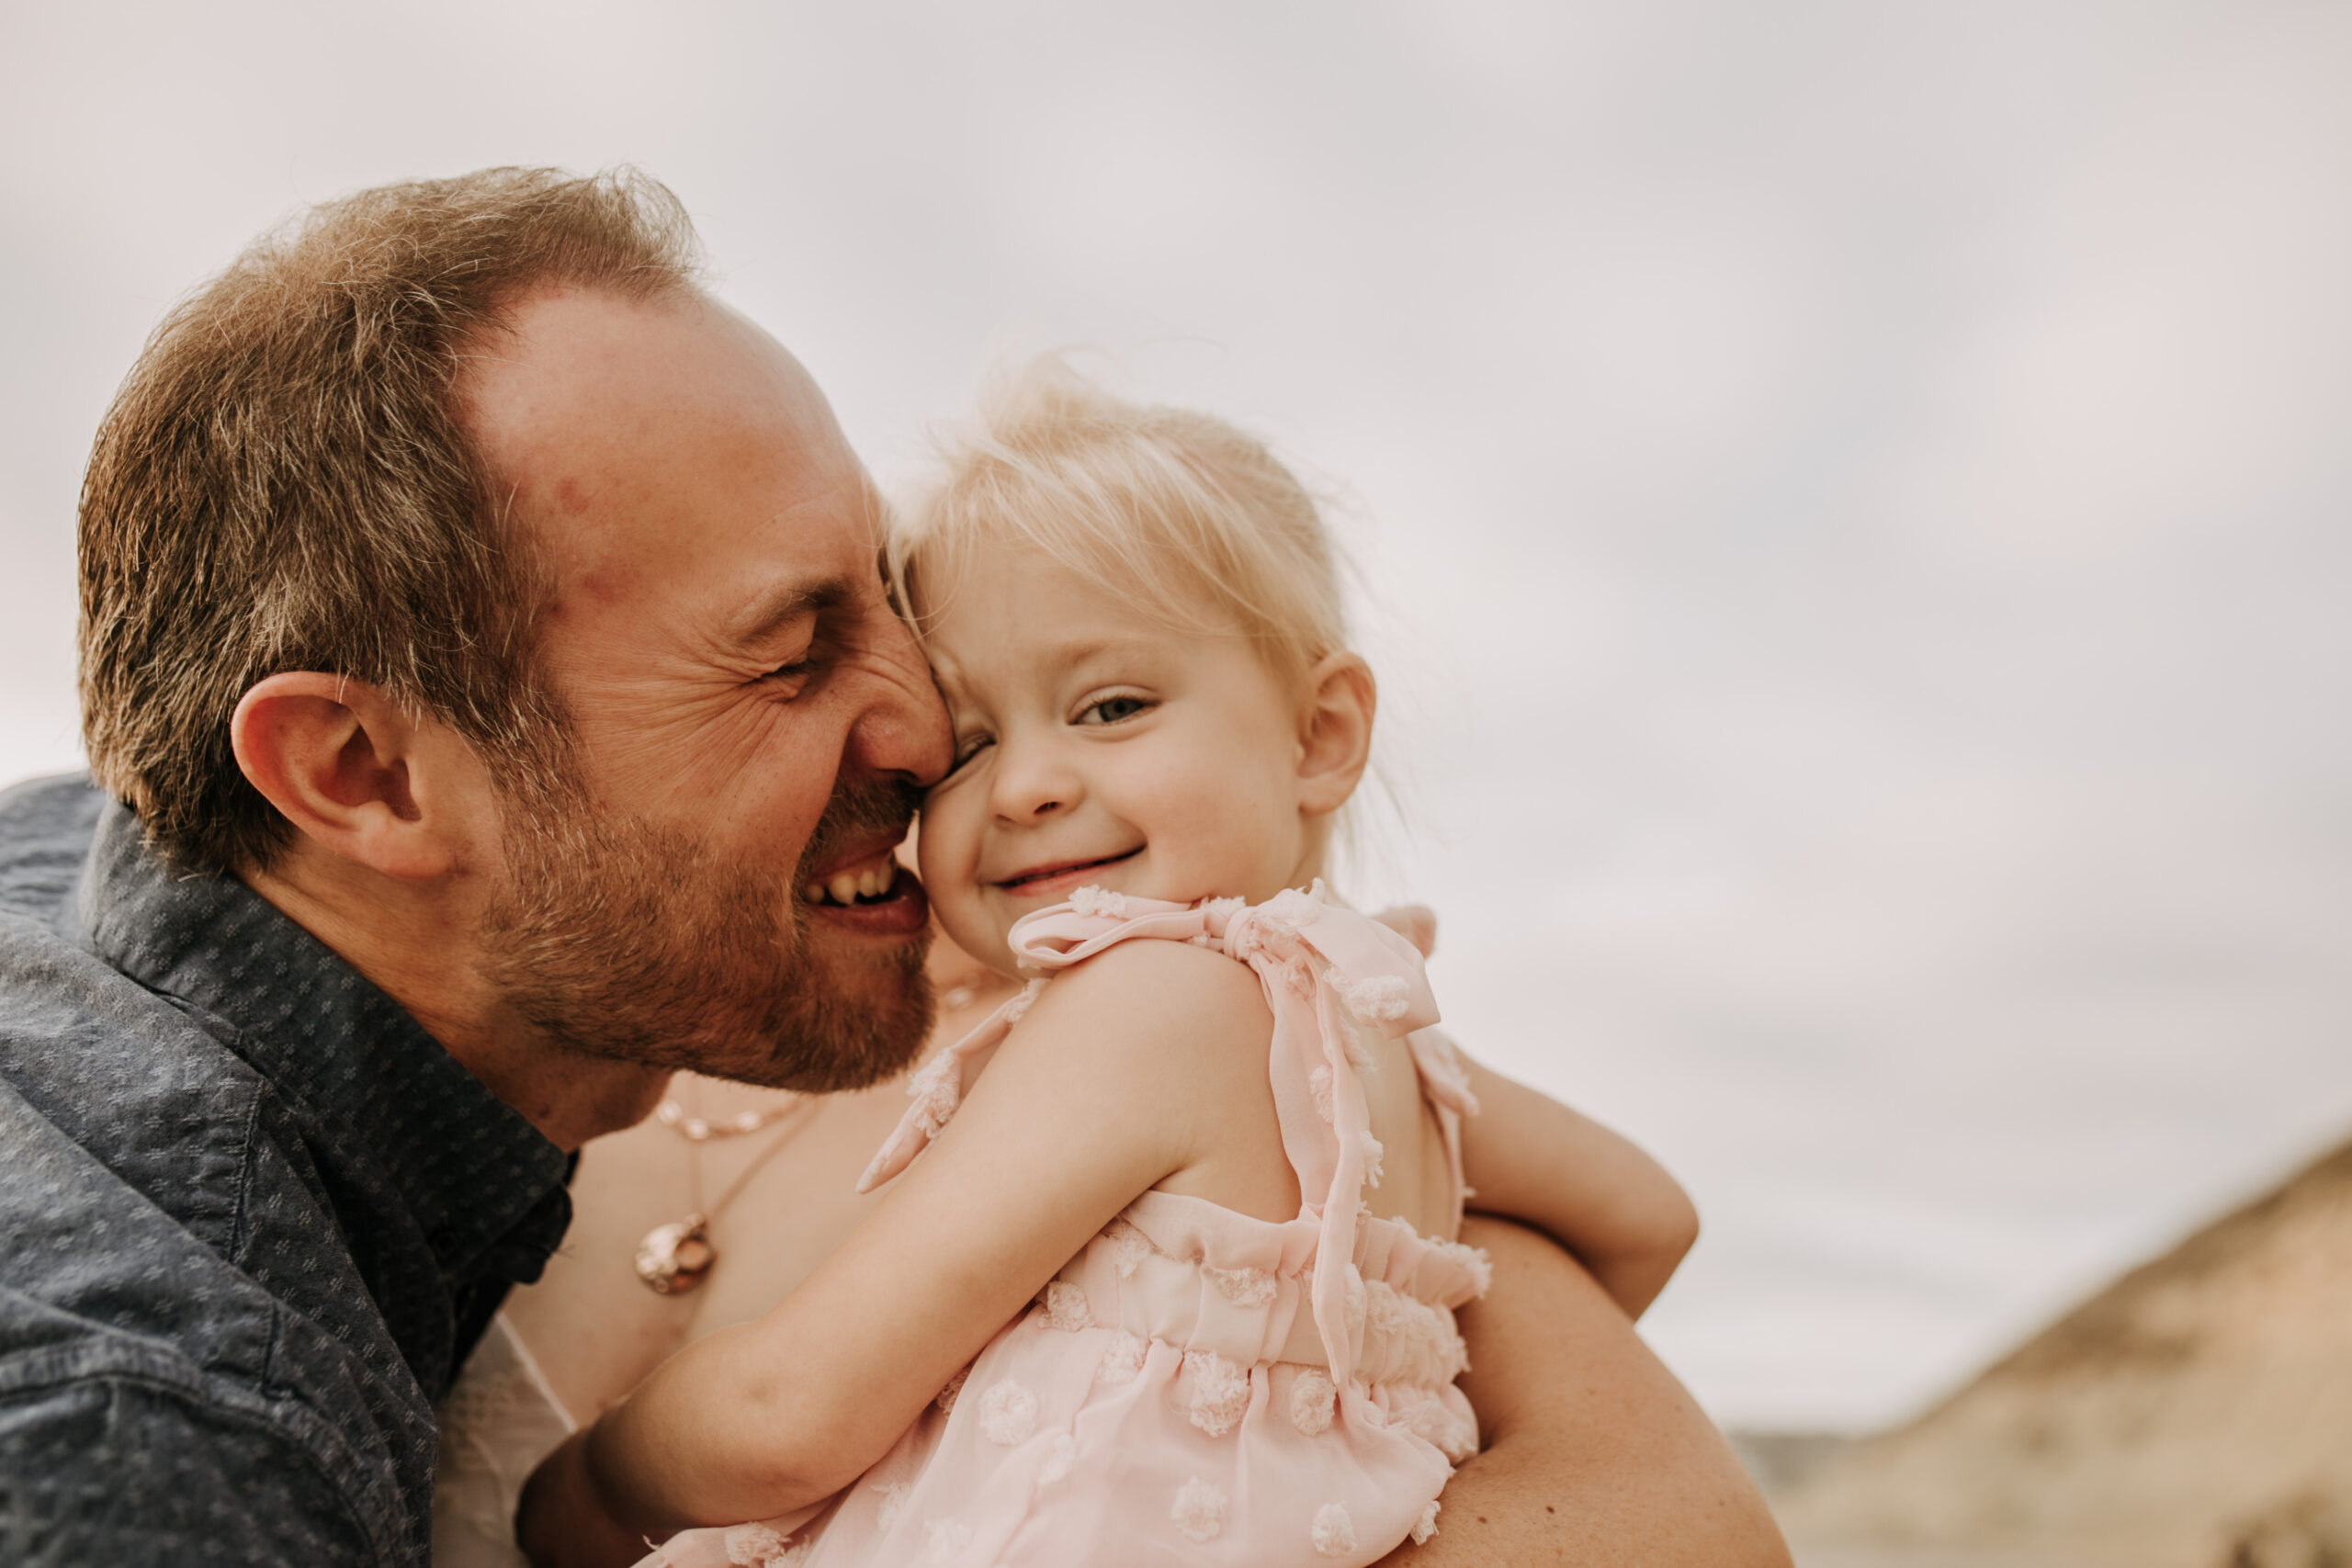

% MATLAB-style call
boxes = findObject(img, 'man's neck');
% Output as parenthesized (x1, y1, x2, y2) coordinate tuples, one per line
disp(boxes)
(238, 855, 668, 1151)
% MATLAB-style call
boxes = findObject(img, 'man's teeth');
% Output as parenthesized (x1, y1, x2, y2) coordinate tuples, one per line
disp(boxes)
(804, 860, 898, 906)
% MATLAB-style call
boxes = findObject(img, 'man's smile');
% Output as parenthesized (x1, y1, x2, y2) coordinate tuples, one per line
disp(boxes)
(801, 844, 929, 935)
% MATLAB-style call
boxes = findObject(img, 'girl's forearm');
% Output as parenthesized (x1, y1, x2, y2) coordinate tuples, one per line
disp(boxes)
(582, 1320, 864, 1533)
(1459, 1058, 1700, 1316)
(1581, 1240, 1691, 1320)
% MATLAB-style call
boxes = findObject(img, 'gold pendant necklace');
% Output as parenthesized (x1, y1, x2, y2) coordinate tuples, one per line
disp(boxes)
(634, 1089, 814, 1295)
(633, 1213, 718, 1296)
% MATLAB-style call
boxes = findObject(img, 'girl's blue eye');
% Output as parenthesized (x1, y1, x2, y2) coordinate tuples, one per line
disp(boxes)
(1078, 695, 1151, 726)
(947, 735, 993, 773)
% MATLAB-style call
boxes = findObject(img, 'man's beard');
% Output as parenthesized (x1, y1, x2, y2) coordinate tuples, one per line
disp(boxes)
(478, 765, 933, 1093)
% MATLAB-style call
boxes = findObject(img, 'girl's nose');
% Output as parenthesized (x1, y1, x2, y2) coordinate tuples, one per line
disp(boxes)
(988, 740, 1081, 824)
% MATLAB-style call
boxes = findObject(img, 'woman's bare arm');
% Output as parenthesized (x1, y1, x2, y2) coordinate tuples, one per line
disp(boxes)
(1377, 1215, 1791, 1567)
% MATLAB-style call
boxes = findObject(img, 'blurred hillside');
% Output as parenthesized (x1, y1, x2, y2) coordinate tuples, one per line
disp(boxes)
(1770, 1137, 2352, 1567)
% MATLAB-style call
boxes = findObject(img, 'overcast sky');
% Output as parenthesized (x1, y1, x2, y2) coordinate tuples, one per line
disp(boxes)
(5, 0, 2348, 1430)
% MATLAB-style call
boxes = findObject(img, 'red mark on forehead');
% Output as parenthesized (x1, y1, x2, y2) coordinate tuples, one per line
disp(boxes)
(555, 477, 592, 517)
(576, 566, 632, 606)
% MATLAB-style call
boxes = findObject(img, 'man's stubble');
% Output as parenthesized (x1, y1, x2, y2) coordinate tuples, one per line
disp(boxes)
(478, 761, 934, 1094)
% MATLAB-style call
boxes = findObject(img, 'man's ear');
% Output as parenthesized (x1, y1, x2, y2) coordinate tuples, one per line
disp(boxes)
(1295, 652, 1376, 819)
(230, 673, 484, 881)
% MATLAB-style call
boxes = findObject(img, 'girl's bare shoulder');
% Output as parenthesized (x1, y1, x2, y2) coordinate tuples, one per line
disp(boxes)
(1015, 935, 1271, 1062)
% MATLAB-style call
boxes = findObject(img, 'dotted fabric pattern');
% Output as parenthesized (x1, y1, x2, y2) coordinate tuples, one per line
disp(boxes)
(0, 776, 573, 1566)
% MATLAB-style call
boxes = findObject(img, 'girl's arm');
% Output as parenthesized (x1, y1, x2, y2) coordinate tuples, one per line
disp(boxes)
(1456, 1055, 1699, 1318)
(518, 940, 1272, 1567)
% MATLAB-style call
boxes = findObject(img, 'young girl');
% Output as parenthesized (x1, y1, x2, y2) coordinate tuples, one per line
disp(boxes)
(523, 364, 1698, 1567)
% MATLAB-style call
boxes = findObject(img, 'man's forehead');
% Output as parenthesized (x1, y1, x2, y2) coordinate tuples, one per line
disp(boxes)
(463, 286, 877, 626)
(467, 287, 827, 467)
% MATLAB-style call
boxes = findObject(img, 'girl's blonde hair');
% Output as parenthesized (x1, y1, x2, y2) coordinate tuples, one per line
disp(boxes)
(888, 358, 1351, 691)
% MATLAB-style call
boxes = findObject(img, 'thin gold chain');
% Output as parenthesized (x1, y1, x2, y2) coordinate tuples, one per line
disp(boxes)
(684, 1095, 818, 1224)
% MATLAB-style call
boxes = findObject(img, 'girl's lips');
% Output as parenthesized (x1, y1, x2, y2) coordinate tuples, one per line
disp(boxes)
(994, 848, 1141, 899)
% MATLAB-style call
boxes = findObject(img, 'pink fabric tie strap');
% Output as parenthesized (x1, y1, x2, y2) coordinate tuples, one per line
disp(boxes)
(854, 977, 1046, 1194)
(1215, 886, 1438, 1393)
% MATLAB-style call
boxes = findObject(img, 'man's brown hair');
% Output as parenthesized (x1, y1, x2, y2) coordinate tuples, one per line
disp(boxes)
(78, 165, 701, 874)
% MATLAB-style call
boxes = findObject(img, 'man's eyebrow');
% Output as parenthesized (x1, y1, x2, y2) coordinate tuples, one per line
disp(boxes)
(730, 576, 854, 647)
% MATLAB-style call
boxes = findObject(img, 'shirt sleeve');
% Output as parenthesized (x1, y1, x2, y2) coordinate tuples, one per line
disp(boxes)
(0, 1376, 387, 1566)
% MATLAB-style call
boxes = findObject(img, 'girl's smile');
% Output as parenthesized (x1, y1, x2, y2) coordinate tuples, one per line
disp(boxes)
(914, 546, 1320, 973)
(989, 845, 1145, 898)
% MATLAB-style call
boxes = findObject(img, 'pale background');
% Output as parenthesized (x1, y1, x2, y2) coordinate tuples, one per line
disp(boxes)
(4, 1, 2347, 1432)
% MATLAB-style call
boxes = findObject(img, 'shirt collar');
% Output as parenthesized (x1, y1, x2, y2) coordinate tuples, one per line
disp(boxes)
(74, 802, 571, 1285)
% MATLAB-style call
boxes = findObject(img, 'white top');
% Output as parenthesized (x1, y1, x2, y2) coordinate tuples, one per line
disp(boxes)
(433, 1314, 577, 1568)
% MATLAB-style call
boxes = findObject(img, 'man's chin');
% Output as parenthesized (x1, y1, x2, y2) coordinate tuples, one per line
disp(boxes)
(738, 919, 935, 1094)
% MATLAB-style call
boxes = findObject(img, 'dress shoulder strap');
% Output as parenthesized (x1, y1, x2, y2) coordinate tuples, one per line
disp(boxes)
(1212, 886, 1441, 1391)
(853, 889, 1217, 1194)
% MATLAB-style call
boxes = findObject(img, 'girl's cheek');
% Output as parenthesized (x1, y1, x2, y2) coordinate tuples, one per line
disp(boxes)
(915, 805, 1004, 960)
(914, 793, 971, 891)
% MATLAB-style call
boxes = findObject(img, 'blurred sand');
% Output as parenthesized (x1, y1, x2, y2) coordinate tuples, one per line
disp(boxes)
(1757, 1139, 2352, 1568)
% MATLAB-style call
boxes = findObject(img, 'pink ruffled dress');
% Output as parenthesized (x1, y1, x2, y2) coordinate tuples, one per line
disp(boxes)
(643, 885, 1487, 1568)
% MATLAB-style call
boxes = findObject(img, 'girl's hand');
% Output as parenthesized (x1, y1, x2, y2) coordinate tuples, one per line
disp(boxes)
(517, 1430, 656, 1568)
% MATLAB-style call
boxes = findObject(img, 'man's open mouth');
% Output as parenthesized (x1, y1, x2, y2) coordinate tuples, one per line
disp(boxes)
(801, 849, 905, 907)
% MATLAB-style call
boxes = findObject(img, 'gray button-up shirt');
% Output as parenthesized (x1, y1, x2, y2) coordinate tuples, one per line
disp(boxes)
(0, 775, 572, 1565)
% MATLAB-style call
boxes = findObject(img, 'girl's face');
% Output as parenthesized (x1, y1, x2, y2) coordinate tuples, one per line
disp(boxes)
(914, 543, 1317, 974)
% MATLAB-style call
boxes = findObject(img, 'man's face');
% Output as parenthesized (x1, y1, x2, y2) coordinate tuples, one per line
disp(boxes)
(461, 286, 951, 1090)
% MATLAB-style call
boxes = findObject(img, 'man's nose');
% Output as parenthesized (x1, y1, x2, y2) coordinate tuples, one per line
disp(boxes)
(843, 613, 953, 787)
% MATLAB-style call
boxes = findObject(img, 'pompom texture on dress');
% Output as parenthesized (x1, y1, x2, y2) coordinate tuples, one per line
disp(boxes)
(1312, 1504, 1360, 1556)
(1042, 1280, 1091, 1331)
(1068, 886, 1128, 919)
(723, 1524, 791, 1567)
(1204, 1264, 1277, 1306)
(1340, 974, 1412, 1024)
(934, 1364, 969, 1414)
(977, 1379, 1039, 1445)
(1099, 1331, 1148, 1385)
(1171, 1478, 1227, 1542)
(1289, 1368, 1337, 1436)
(1183, 1349, 1251, 1437)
